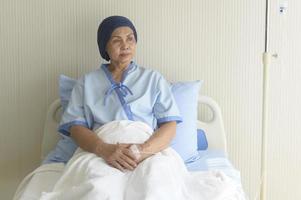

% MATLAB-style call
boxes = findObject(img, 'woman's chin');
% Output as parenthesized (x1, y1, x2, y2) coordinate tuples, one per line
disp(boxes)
(118, 55, 132, 63)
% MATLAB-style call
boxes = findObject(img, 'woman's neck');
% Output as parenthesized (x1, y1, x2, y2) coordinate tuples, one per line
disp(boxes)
(108, 61, 130, 73)
(108, 61, 131, 82)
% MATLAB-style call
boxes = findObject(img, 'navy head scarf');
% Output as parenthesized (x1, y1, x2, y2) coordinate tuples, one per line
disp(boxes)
(97, 16, 138, 61)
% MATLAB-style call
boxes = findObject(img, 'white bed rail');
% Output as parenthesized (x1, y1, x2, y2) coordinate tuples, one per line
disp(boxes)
(197, 95, 227, 154)
(41, 99, 61, 161)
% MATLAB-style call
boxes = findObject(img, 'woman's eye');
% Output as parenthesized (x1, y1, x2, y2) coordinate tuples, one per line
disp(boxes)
(112, 39, 121, 44)
(127, 37, 134, 42)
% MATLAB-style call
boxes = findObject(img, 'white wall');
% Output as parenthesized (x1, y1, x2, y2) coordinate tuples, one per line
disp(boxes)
(0, 0, 300, 199)
(267, 1, 301, 199)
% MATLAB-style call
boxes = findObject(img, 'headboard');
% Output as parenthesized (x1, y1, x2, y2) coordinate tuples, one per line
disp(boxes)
(41, 95, 227, 161)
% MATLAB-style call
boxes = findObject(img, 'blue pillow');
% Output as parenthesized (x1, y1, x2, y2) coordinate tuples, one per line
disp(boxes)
(43, 76, 204, 164)
(59, 74, 77, 111)
(42, 75, 78, 164)
(197, 129, 208, 150)
(43, 134, 77, 164)
(170, 81, 202, 161)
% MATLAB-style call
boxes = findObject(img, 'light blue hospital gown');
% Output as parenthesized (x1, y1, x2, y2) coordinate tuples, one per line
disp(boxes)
(58, 61, 182, 136)
(43, 62, 182, 164)
(43, 61, 182, 164)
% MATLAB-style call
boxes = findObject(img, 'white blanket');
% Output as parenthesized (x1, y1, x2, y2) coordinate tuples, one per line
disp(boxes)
(13, 163, 65, 200)
(40, 120, 244, 200)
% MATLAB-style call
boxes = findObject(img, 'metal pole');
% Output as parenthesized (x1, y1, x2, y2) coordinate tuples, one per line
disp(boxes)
(260, 0, 270, 199)
(264, 0, 270, 52)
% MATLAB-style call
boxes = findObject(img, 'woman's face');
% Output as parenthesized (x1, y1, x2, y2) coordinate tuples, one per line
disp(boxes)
(106, 26, 136, 65)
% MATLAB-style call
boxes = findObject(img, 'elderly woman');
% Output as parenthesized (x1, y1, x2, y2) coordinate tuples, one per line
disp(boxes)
(58, 16, 182, 172)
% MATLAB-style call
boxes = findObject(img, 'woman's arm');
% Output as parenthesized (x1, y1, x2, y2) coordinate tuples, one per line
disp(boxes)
(70, 125, 137, 171)
(70, 125, 102, 154)
(136, 121, 177, 161)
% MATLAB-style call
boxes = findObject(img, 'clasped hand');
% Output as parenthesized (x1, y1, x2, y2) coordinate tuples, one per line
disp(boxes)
(100, 143, 149, 172)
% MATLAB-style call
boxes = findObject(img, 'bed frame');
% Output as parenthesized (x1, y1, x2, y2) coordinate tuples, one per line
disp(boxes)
(41, 95, 227, 161)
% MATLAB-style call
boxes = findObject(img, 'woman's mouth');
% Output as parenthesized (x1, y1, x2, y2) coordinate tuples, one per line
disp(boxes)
(120, 53, 130, 57)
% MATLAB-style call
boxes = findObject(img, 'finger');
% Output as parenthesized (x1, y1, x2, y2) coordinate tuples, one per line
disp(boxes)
(117, 157, 135, 170)
(118, 143, 131, 148)
(112, 161, 125, 172)
(123, 148, 138, 161)
(116, 144, 137, 161)
(120, 154, 137, 168)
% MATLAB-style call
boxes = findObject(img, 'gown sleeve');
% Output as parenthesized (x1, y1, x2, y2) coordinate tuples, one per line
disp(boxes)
(58, 77, 91, 136)
(153, 75, 182, 125)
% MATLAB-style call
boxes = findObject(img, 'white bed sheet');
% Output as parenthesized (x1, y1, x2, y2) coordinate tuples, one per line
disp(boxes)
(14, 151, 246, 200)
(14, 95, 243, 199)
(186, 150, 244, 192)
(13, 163, 64, 200)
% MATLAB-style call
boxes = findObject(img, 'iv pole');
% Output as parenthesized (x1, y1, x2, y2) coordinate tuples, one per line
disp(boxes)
(260, 0, 271, 199)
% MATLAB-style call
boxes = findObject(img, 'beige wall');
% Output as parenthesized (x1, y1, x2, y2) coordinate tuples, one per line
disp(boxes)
(0, 0, 300, 199)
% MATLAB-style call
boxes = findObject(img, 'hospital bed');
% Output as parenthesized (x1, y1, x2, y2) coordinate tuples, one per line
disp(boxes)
(13, 95, 246, 199)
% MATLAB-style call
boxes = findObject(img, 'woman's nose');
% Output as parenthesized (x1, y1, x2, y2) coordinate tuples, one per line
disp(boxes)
(121, 40, 129, 49)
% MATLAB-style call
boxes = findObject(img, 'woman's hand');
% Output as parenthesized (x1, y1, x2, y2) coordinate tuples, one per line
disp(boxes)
(127, 144, 155, 164)
(98, 143, 138, 172)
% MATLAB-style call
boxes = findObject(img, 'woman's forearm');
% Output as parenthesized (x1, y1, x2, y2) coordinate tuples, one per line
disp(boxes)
(70, 125, 105, 156)
(140, 121, 177, 154)
(70, 125, 138, 171)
